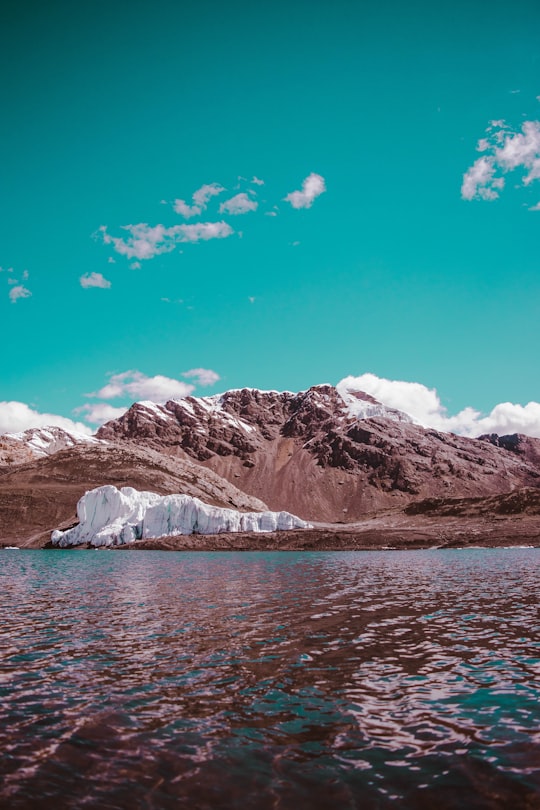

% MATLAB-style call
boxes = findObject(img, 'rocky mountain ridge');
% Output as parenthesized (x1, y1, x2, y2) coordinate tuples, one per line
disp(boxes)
(2, 384, 540, 544)
(0, 426, 101, 466)
(96, 385, 540, 521)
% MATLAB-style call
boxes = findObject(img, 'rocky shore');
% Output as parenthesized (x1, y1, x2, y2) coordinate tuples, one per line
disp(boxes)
(36, 489, 540, 551)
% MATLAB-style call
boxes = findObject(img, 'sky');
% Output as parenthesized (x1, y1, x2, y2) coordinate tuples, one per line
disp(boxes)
(1, 0, 540, 437)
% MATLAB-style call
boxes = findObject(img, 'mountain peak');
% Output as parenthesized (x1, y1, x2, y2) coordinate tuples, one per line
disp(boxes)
(4, 425, 103, 459)
(96, 385, 540, 521)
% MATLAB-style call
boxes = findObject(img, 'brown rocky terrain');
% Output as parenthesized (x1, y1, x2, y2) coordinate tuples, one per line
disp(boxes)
(0, 442, 267, 548)
(96, 386, 540, 521)
(0, 435, 36, 467)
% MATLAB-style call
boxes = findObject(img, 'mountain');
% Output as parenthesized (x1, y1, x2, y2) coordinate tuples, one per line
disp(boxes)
(0, 426, 101, 466)
(96, 385, 540, 521)
(0, 442, 267, 547)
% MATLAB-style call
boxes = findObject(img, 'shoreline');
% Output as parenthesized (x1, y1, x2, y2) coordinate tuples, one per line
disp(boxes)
(18, 518, 538, 551)
(3, 492, 539, 551)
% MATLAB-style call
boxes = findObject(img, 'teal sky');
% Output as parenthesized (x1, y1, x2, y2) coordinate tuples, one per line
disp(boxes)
(1, 0, 540, 433)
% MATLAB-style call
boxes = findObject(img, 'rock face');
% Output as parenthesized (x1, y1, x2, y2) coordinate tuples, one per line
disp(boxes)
(0, 443, 267, 547)
(97, 386, 540, 521)
(51, 485, 310, 547)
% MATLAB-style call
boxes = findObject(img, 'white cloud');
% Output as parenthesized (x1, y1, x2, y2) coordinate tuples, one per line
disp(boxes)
(0, 401, 93, 435)
(9, 284, 31, 303)
(74, 403, 128, 426)
(173, 199, 202, 218)
(338, 373, 540, 438)
(80, 272, 111, 289)
(90, 370, 195, 402)
(461, 156, 503, 200)
(462, 119, 540, 201)
(178, 221, 233, 242)
(529, 201, 540, 211)
(99, 223, 175, 260)
(193, 183, 225, 208)
(173, 182, 225, 218)
(284, 173, 326, 209)
(182, 368, 220, 386)
(88, 367, 221, 404)
(99, 221, 233, 260)
(251, 176, 264, 186)
(219, 193, 258, 215)
(497, 120, 540, 182)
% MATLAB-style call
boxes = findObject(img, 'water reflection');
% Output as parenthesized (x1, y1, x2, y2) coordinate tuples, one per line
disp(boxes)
(0, 549, 539, 809)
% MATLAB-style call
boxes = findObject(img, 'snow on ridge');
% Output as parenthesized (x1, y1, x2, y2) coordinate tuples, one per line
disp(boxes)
(5, 426, 102, 458)
(51, 485, 311, 547)
(137, 401, 173, 422)
(166, 394, 256, 433)
(335, 382, 413, 424)
(129, 381, 413, 435)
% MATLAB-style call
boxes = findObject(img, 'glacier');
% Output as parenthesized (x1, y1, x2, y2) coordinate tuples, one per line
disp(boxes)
(51, 485, 311, 547)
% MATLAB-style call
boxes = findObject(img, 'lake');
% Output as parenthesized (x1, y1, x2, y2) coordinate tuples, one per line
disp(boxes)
(1, 549, 539, 809)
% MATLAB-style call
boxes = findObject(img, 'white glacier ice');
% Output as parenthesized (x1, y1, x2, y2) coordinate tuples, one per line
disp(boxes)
(51, 485, 311, 547)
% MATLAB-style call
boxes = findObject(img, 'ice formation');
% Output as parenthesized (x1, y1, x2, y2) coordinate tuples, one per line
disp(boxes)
(51, 485, 310, 547)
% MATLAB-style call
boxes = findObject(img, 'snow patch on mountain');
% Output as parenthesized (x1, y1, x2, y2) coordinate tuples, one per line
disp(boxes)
(336, 381, 413, 424)
(170, 394, 256, 433)
(51, 485, 310, 547)
(137, 401, 174, 422)
(5, 426, 103, 458)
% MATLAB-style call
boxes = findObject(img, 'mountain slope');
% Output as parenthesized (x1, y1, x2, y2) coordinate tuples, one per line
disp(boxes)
(0, 442, 267, 547)
(0, 426, 101, 466)
(96, 386, 540, 521)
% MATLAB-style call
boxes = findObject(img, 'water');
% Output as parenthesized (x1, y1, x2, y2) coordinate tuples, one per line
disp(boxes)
(1, 549, 539, 809)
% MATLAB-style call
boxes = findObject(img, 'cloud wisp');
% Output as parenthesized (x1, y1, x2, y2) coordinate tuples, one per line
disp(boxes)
(1, 266, 31, 303)
(89, 371, 195, 402)
(462, 118, 540, 203)
(74, 403, 129, 426)
(9, 285, 32, 304)
(88, 367, 220, 403)
(284, 173, 326, 209)
(219, 193, 258, 215)
(98, 221, 234, 261)
(80, 272, 111, 289)
(338, 373, 540, 438)
(98, 172, 326, 269)
(173, 183, 225, 218)
(181, 368, 221, 386)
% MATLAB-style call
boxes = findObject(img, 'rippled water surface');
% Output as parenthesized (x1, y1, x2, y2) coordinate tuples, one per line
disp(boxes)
(1, 549, 539, 809)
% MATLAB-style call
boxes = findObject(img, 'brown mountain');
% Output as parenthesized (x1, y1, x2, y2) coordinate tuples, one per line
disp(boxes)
(0, 442, 267, 547)
(96, 386, 540, 522)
